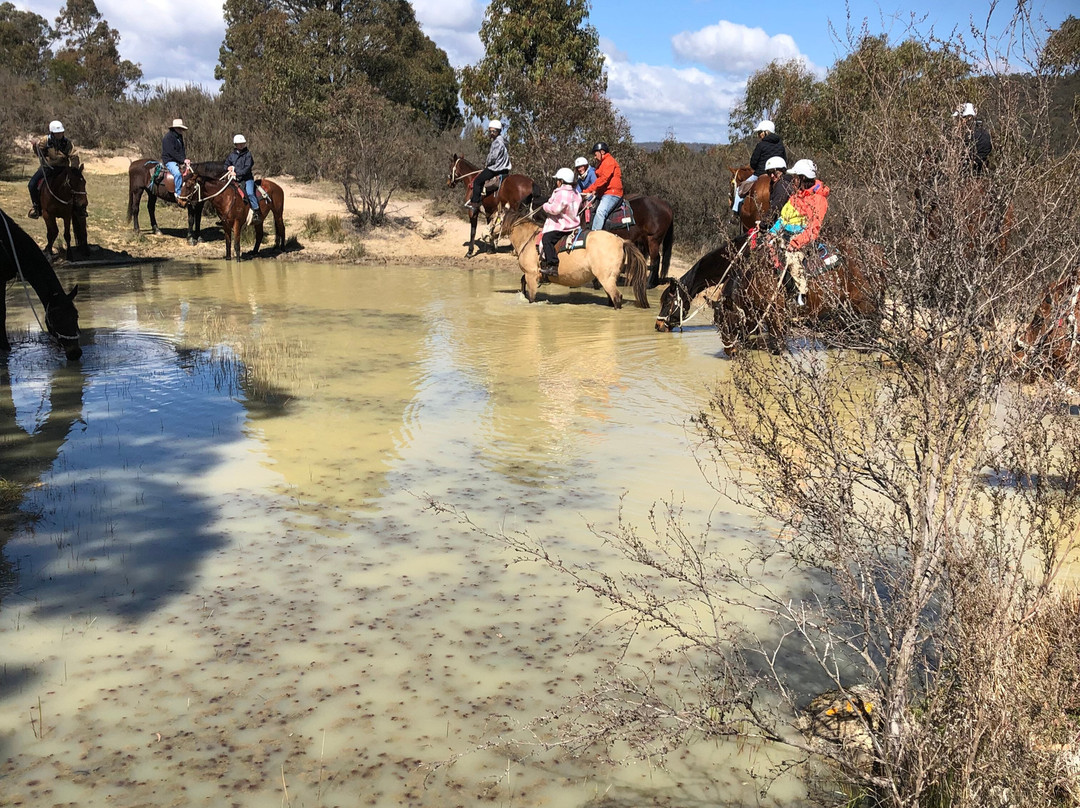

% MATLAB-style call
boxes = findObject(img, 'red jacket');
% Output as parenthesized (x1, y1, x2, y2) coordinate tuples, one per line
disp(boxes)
(788, 181, 829, 251)
(583, 153, 623, 198)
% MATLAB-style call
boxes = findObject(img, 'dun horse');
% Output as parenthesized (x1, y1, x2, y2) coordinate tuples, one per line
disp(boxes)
(729, 165, 772, 232)
(127, 159, 204, 244)
(181, 168, 286, 260)
(447, 155, 540, 258)
(0, 206, 81, 360)
(38, 158, 89, 258)
(507, 215, 649, 309)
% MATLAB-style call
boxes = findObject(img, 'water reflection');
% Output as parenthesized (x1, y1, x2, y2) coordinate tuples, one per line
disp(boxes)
(0, 261, 797, 807)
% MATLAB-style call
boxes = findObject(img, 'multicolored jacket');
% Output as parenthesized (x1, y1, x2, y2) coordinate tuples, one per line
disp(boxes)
(542, 184, 582, 233)
(769, 180, 829, 251)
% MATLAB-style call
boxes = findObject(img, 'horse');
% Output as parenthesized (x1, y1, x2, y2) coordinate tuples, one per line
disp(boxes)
(655, 236, 750, 332)
(180, 168, 286, 260)
(447, 155, 541, 258)
(506, 214, 649, 309)
(126, 159, 205, 244)
(1014, 271, 1080, 387)
(729, 165, 772, 233)
(0, 206, 81, 360)
(38, 158, 89, 259)
(714, 237, 882, 355)
(608, 195, 675, 289)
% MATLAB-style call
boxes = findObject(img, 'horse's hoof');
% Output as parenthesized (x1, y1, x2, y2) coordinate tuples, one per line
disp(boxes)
(153, 229, 162, 236)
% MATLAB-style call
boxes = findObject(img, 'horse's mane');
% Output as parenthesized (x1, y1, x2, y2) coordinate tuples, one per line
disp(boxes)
(191, 161, 227, 179)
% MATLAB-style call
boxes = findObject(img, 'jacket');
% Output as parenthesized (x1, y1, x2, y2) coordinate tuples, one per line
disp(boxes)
(574, 166, 596, 193)
(162, 129, 187, 164)
(773, 180, 829, 251)
(35, 134, 72, 169)
(583, 153, 623, 198)
(766, 175, 795, 225)
(969, 125, 992, 175)
(485, 133, 511, 172)
(749, 133, 787, 175)
(225, 148, 255, 181)
(542, 184, 582, 233)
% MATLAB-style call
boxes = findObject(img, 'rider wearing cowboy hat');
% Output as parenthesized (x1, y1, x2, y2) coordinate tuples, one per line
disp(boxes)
(581, 142, 624, 231)
(768, 159, 829, 306)
(466, 119, 511, 212)
(225, 134, 260, 224)
(28, 120, 73, 218)
(733, 120, 788, 213)
(163, 118, 192, 204)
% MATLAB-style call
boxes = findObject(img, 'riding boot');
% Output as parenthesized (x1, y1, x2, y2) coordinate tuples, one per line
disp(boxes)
(28, 207, 41, 219)
(250, 211, 261, 224)
(539, 261, 559, 277)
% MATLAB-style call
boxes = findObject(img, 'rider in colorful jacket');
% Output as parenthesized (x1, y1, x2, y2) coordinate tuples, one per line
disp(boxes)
(162, 118, 191, 204)
(582, 142, 624, 231)
(28, 120, 73, 218)
(539, 168, 583, 276)
(225, 134, 260, 224)
(769, 159, 829, 306)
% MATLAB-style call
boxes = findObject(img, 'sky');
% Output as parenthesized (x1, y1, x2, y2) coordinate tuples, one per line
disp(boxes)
(12, 0, 1075, 143)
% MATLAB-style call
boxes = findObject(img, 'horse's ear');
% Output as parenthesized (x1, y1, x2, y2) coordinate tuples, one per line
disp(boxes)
(70, 154, 82, 170)
(727, 166, 737, 176)
(68, 284, 79, 300)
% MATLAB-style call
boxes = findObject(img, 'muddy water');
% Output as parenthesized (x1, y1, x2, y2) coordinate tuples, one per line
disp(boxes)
(0, 261, 801, 806)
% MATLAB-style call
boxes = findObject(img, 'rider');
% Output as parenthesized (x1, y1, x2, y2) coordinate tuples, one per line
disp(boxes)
(732, 120, 787, 213)
(162, 118, 191, 204)
(768, 159, 829, 307)
(466, 119, 511, 212)
(953, 103, 992, 175)
(28, 120, 73, 219)
(763, 156, 794, 229)
(582, 142, 624, 231)
(539, 167, 583, 277)
(573, 156, 596, 193)
(225, 134, 260, 224)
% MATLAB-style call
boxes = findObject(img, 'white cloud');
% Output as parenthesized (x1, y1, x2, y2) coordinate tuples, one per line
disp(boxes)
(604, 53, 745, 143)
(672, 20, 818, 76)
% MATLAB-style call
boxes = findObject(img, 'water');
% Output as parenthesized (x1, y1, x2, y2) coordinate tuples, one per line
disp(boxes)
(0, 260, 800, 806)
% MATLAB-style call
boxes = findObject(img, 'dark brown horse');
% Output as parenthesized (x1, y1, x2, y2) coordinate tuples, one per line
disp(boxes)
(729, 165, 772, 232)
(39, 159, 88, 258)
(0, 206, 81, 360)
(180, 169, 286, 260)
(714, 237, 882, 355)
(447, 155, 540, 258)
(611, 195, 675, 289)
(126, 159, 205, 244)
(655, 236, 749, 332)
(1015, 271, 1080, 387)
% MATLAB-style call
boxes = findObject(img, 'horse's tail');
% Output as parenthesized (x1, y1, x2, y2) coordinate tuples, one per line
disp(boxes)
(660, 219, 674, 280)
(622, 241, 650, 309)
(527, 182, 544, 211)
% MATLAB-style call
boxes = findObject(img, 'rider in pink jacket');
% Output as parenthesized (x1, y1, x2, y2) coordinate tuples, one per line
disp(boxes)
(540, 168, 582, 276)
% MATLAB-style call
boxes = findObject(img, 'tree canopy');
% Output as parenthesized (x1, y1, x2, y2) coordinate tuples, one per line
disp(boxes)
(50, 0, 142, 99)
(0, 2, 52, 81)
(1041, 15, 1080, 75)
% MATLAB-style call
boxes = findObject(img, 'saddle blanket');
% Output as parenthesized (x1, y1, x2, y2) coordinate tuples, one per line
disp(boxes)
(804, 242, 844, 277)
(580, 200, 635, 231)
(534, 229, 589, 254)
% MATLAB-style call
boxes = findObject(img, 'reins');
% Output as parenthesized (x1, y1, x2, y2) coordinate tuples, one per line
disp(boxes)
(1, 213, 60, 341)
(43, 170, 86, 207)
(668, 236, 751, 330)
(449, 162, 482, 186)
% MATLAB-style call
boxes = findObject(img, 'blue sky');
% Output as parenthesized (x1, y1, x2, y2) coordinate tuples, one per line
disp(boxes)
(13, 0, 1075, 142)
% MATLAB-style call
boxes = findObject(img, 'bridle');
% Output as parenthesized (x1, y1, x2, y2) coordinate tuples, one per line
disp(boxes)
(44, 168, 87, 207)
(448, 159, 481, 187)
(44, 293, 79, 341)
(1, 213, 79, 347)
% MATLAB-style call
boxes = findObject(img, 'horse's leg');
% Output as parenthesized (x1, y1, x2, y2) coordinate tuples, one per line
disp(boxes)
(44, 214, 58, 256)
(522, 271, 539, 303)
(148, 194, 161, 235)
(466, 213, 478, 258)
(193, 202, 204, 244)
(73, 210, 88, 255)
(130, 188, 142, 233)
(597, 270, 623, 309)
(273, 202, 285, 250)
(251, 219, 264, 257)
(646, 238, 661, 289)
(186, 206, 197, 245)
(0, 291, 8, 351)
(62, 214, 73, 260)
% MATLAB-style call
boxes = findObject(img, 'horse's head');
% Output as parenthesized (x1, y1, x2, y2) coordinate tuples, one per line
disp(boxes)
(447, 154, 463, 187)
(67, 161, 88, 214)
(177, 169, 200, 208)
(655, 278, 689, 332)
(45, 285, 81, 361)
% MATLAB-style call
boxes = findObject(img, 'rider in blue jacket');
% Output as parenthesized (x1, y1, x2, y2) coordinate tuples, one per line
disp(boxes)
(225, 134, 260, 224)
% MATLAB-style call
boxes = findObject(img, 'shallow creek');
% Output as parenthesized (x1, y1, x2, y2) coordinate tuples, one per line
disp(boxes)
(0, 260, 804, 806)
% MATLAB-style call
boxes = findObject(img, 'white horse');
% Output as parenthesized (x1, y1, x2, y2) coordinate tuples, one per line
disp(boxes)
(508, 217, 649, 309)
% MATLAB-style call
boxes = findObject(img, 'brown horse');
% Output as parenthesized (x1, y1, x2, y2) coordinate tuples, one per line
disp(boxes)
(609, 195, 675, 289)
(506, 215, 649, 309)
(126, 159, 204, 244)
(39, 158, 88, 258)
(714, 237, 882, 355)
(447, 155, 541, 258)
(180, 169, 286, 260)
(729, 165, 772, 232)
(0, 206, 81, 360)
(655, 236, 750, 332)
(1015, 271, 1080, 387)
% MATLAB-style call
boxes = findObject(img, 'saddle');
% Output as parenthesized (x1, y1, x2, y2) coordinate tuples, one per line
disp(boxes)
(482, 174, 505, 195)
(231, 180, 272, 202)
(804, 242, 844, 278)
(579, 200, 635, 231)
(534, 229, 589, 255)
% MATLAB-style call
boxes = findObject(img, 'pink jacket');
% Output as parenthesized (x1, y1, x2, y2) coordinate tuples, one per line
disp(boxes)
(542, 184, 582, 233)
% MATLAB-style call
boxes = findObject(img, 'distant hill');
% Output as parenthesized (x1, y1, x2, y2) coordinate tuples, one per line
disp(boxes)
(637, 141, 719, 153)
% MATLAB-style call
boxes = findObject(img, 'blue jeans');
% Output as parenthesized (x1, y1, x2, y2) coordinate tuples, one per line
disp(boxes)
(165, 161, 183, 199)
(242, 179, 259, 212)
(732, 174, 757, 211)
(592, 194, 621, 231)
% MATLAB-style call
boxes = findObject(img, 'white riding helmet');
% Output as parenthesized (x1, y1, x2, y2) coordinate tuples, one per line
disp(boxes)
(952, 102, 977, 118)
(574, 156, 589, 168)
(554, 167, 574, 184)
(787, 158, 817, 179)
(488, 119, 503, 130)
(754, 120, 776, 134)
(49, 120, 64, 134)
(233, 134, 247, 145)
(764, 156, 787, 171)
